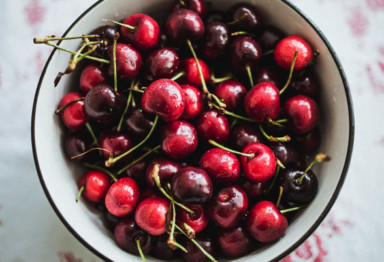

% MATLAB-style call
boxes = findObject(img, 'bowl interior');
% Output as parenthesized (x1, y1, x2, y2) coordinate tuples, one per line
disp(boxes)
(32, 0, 353, 261)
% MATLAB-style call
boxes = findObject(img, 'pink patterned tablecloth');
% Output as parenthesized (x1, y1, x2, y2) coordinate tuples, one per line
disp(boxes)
(0, 0, 383, 261)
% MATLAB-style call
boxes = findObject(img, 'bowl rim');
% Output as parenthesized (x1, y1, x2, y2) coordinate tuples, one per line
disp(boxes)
(31, 0, 355, 261)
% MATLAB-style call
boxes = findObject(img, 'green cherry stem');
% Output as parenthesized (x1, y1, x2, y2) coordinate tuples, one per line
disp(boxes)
(280, 206, 302, 214)
(276, 186, 283, 207)
(167, 201, 187, 253)
(231, 31, 257, 38)
(136, 239, 147, 262)
(112, 32, 120, 93)
(296, 153, 330, 185)
(212, 103, 256, 122)
(83, 162, 118, 182)
(75, 185, 85, 202)
(208, 139, 255, 159)
(245, 64, 254, 88)
(102, 18, 136, 31)
(258, 124, 291, 142)
(170, 71, 185, 81)
(33, 34, 100, 44)
(117, 81, 134, 132)
(265, 162, 281, 194)
(279, 51, 298, 95)
(226, 13, 248, 26)
(211, 74, 233, 84)
(85, 122, 99, 147)
(55, 98, 85, 114)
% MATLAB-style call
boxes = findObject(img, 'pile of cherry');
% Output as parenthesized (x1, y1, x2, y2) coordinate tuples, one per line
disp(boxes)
(35, 1, 331, 261)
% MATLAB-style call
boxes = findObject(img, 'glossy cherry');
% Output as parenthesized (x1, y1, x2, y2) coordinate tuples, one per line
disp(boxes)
(240, 142, 276, 183)
(141, 78, 185, 122)
(120, 13, 160, 51)
(63, 131, 95, 162)
(246, 200, 288, 242)
(79, 64, 108, 94)
(100, 131, 133, 161)
(201, 21, 229, 60)
(134, 197, 169, 236)
(58, 92, 88, 130)
(171, 166, 213, 204)
(171, 0, 207, 18)
(199, 148, 241, 183)
(288, 71, 320, 98)
(214, 80, 247, 111)
(226, 3, 262, 31)
(146, 158, 180, 188)
(230, 36, 262, 75)
(180, 84, 204, 120)
(105, 177, 140, 217)
(90, 25, 117, 53)
(78, 170, 111, 203)
(181, 234, 215, 262)
(182, 58, 210, 88)
(196, 110, 230, 143)
(208, 185, 248, 228)
(124, 108, 154, 139)
(143, 48, 179, 82)
(217, 225, 254, 258)
(269, 142, 300, 167)
(108, 43, 142, 81)
(229, 125, 263, 151)
(177, 204, 209, 233)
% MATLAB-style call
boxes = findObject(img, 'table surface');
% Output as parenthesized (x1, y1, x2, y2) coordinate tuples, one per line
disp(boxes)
(1, 0, 383, 261)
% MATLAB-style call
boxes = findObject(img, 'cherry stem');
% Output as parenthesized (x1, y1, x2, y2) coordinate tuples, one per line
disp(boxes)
(245, 65, 254, 88)
(105, 115, 159, 167)
(231, 31, 257, 38)
(276, 186, 283, 207)
(179, 0, 187, 6)
(127, 88, 145, 94)
(116, 145, 161, 175)
(230, 118, 238, 129)
(211, 74, 233, 84)
(265, 163, 281, 194)
(167, 201, 187, 252)
(85, 122, 99, 146)
(211, 93, 226, 108)
(76, 41, 100, 63)
(263, 49, 274, 56)
(170, 71, 185, 81)
(33, 34, 101, 44)
(70, 147, 110, 160)
(212, 103, 255, 122)
(112, 33, 120, 93)
(183, 223, 196, 239)
(117, 82, 134, 132)
(69, 39, 102, 71)
(55, 98, 84, 114)
(296, 153, 330, 185)
(279, 51, 298, 95)
(258, 124, 291, 142)
(136, 239, 147, 262)
(268, 118, 288, 128)
(186, 39, 209, 94)
(102, 18, 136, 31)
(75, 185, 85, 202)
(208, 139, 254, 159)
(151, 164, 195, 214)
(280, 206, 302, 214)
(227, 13, 248, 26)
(83, 162, 118, 182)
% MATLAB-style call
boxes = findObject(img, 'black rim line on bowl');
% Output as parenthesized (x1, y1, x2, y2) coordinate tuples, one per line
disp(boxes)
(30, 1, 355, 262)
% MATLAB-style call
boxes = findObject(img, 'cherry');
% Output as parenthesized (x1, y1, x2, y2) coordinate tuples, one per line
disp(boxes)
(100, 131, 133, 161)
(182, 58, 210, 88)
(181, 234, 216, 262)
(214, 80, 247, 111)
(77, 170, 110, 203)
(254, 66, 283, 87)
(208, 185, 248, 228)
(141, 78, 185, 122)
(143, 48, 179, 82)
(180, 84, 204, 120)
(230, 36, 262, 77)
(288, 71, 320, 98)
(161, 120, 198, 160)
(237, 177, 267, 199)
(246, 200, 288, 243)
(108, 43, 142, 81)
(84, 84, 125, 124)
(63, 131, 95, 162)
(229, 125, 263, 151)
(79, 64, 108, 94)
(244, 82, 281, 122)
(171, 166, 213, 204)
(151, 233, 176, 260)
(274, 35, 314, 71)
(58, 92, 88, 130)
(120, 13, 160, 51)
(105, 177, 140, 217)
(217, 225, 254, 258)
(124, 160, 147, 187)
(103, 208, 121, 232)
(171, 0, 207, 18)
(114, 218, 154, 256)
(196, 110, 230, 143)
(259, 25, 285, 51)
(269, 142, 300, 167)
(226, 3, 262, 31)
(124, 108, 154, 139)
(199, 148, 241, 183)
(283, 95, 319, 134)
(295, 126, 321, 154)
(240, 142, 276, 183)
(90, 25, 117, 53)
(145, 158, 180, 188)
(134, 197, 169, 236)
(201, 21, 229, 60)
(177, 204, 209, 233)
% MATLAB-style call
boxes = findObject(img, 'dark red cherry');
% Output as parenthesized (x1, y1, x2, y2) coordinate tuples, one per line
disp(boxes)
(295, 126, 321, 154)
(182, 58, 210, 88)
(181, 234, 216, 262)
(288, 71, 320, 98)
(246, 200, 288, 243)
(230, 36, 262, 75)
(199, 148, 241, 183)
(244, 82, 281, 122)
(90, 25, 117, 53)
(274, 35, 314, 71)
(171, 166, 213, 204)
(114, 218, 154, 255)
(141, 78, 185, 122)
(180, 84, 204, 120)
(214, 80, 247, 111)
(254, 66, 283, 87)
(284, 95, 319, 134)
(171, 0, 207, 18)
(143, 48, 179, 82)
(151, 233, 175, 260)
(217, 225, 254, 258)
(108, 43, 142, 81)
(196, 110, 230, 143)
(100, 131, 133, 161)
(201, 21, 229, 60)
(78, 170, 110, 203)
(208, 185, 248, 228)
(105, 177, 140, 217)
(79, 64, 108, 94)
(125, 160, 147, 186)
(124, 108, 154, 139)
(240, 142, 276, 183)
(58, 92, 88, 130)
(63, 131, 96, 162)
(146, 158, 180, 188)
(161, 121, 198, 160)
(165, 9, 205, 46)
(84, 84, 126, 124)
(177, 204, 209, 233)
(269, 142, 300, 167)
(226, 3, 262, 31)
(237, 177, 267, 199)
(229, 125, 263, 151)
(103, 208, 121, 232)
(120, 13, 160, 50)
(259, 25, 285, 51)
(134, 197, 169, 236)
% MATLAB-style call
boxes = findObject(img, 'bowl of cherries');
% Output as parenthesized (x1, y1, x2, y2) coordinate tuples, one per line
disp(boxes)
(32, 0, 354, 261)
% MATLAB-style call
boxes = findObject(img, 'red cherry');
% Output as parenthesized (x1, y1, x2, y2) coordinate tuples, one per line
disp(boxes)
(201, 21, 229, 60)
(145, 158, 180, 188)
(79, 64, 108, 94)
(274, 35, 314, 71)
(226, 3, 262, 32)
(100, 131, 133, 161)
(182, 58, 210, 88)
(180, 84, 204, 120)
(134, 197, 169, 236)
(217, 226, 254, 258)
(105, 177, 140, 217)
(143, 48, 179, 82)
(108, 43, 142, 81)
(284, 95, 319, 134)
(199, 148, 241, 183)
(196, 110, 230, 143)
(177, 204, 209, 234)
(161, 120, 198, 160)
(246, 200, 288, 243)
(171, 0, 207, 18)
(214, 80, 247, 111)
(244, 82, 281, 122)
(120, 13, 160, 51)
(230, 36, 262, 75)
(58, 92, 88, 130)
(78, 170, 110, 203)
(240, 142, 276, 183)
(229, 125, 263, 151)
(141, 79, 185, 122)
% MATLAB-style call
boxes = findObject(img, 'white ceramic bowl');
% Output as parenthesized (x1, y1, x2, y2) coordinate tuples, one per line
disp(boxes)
(32, 0, 354, 261)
